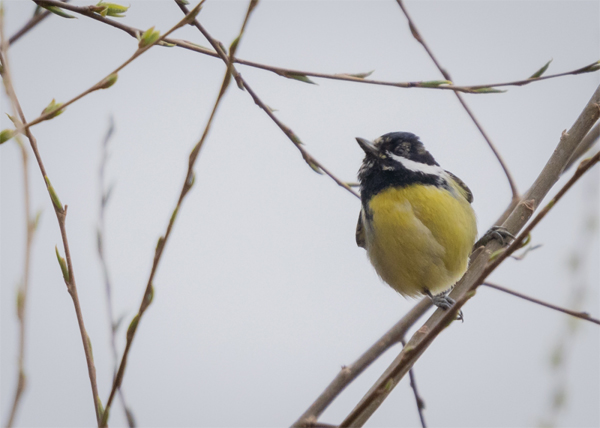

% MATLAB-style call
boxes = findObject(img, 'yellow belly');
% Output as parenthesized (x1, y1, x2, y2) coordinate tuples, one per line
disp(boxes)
(364, 184, 477, 297)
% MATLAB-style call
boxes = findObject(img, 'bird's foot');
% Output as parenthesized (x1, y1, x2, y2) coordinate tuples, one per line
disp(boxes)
(424, 289, 463, 322)
(474, 226, 515, 249)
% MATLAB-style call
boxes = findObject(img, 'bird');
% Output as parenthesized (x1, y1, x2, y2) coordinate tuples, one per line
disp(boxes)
(355, 131, 479, 314)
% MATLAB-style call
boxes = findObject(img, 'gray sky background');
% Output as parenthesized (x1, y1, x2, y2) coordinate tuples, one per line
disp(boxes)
(1, 1, 599, 427)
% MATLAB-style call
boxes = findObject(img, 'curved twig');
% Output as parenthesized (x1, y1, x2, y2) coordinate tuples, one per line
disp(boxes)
(395, 0, 520, 201)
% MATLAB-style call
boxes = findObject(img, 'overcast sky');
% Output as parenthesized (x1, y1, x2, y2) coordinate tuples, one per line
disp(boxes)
(1, 1, 599, 427)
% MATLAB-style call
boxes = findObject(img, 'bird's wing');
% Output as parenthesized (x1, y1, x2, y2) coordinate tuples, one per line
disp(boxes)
(444, 170, 474, 204)
(356, 211, 366, 248)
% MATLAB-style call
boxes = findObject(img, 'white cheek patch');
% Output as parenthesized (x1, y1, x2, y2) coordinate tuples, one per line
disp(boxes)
(388, 153, 445, 176)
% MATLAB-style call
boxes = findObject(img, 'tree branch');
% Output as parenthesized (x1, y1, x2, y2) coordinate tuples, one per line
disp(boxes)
(101, 2, 243, 425)
(292, 299, 431, 427)
(8, 1, 71, 45)
(4, 136, 37, 428)
(481, 282, 600, 325)
(396, 0, 520, 201)
(339, 85, 600, 427)
(0, 13, 101, 426)
(174, 0, 360, 199)
(23, 1, 598, 96)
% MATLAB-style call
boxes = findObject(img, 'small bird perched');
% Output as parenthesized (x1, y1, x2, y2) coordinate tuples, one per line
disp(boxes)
(356, 132, 478, 312)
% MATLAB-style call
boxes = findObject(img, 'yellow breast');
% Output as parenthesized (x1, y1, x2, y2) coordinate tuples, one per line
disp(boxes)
(364, 184, 477, 297)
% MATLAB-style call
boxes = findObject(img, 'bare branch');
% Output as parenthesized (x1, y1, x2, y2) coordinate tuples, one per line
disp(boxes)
(395, 0, 520, 201)
(174, 0, 360, 199)
(4, 136, 37, 428)
(481, 282, 600, 325)
(292, 299, 431, 427)
(20, 0, 200, 132)
(564, 123, 599, 172)
(101, 2, 243, 425)
(22, 1, 598, 97)
(339, 85, 600, 427)
(8, 1, 71, 45)
(0, 12, 102, 426)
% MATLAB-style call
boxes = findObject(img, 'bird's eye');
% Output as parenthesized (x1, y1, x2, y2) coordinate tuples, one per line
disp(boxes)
(393, 143, 410, 157)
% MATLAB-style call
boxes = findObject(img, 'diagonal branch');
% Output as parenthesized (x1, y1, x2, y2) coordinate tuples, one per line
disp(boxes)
(19, 0, 201, 132)
(8, 1, 71, 45)
(481, 282, 600, 325)
(101, 1, 247, 425)
(292, 299, 431, 427)
(396, 0, 520, 201)
(339, 85, 600, 427)
(173, 0, 359, 199)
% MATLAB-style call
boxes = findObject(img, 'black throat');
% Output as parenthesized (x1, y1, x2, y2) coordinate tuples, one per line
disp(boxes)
(359, 165, 443, 210)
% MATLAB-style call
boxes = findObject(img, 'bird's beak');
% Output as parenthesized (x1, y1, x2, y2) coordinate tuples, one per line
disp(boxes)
(356, 137, 381, 157)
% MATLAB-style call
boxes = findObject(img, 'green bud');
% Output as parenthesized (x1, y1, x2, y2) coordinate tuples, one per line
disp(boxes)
(181, 2, 202, 25)
(100, 406, 110, 427)
(6, 113, 21, 128)
(95, 2, 129, 18)
(141, 285, 154, 312)
(343, 70, 374, 79)
(96, 397, 105, 422)
(156, 236, 164, 254)
(229, 36, 240, 55)
(44, 176, 64, 211)
(55, 246, 70, 283)
(31, 210, 43, 232)
(41, 99, 65, 120)
(98, 73, 118, 89)
(138, 27, 161, 49)
(529, 59, 552, 79)
(16, 287, 25, 318)
(282, 72, 316, 85)
(127, 314, 140, 342)
(290, 133, 303, 146)
(488, 248, 505, 262)
(39, 5, 75, 19)
(470, 87, 506, 94)
(420, 80, 453, 87)
(0, 129, 16, 144)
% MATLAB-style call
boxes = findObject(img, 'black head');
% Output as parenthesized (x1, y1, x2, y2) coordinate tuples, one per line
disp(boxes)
(357, 132, 444, 204)
(357, 132, 438, 167)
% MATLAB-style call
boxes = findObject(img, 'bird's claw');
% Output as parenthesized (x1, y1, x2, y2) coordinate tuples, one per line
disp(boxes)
(424, 289, 464, 322)
(474, 226, 515, 248)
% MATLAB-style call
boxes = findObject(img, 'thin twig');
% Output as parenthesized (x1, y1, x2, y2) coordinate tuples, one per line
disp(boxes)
(8, 1, 71, 45)
(339, 85, 600, 427)
(292, 299, 431, 427)
(96, 118, 136, 427)
(396, 0, 520, 201)
(19, 0, 199, 133)
(101, 2, 238, 425)
(480, 151, 600, 284)
(481, 282, 600, 325)
(0, 12, 102, 426)
(23, 1, 598, 96)
(402, 339, 427, 428)
(174, 0, 360, 199)
(4, 136, 37, 428)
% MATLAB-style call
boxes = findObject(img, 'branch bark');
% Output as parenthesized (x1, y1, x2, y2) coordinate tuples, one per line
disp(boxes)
(339, 84, 600, 427)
